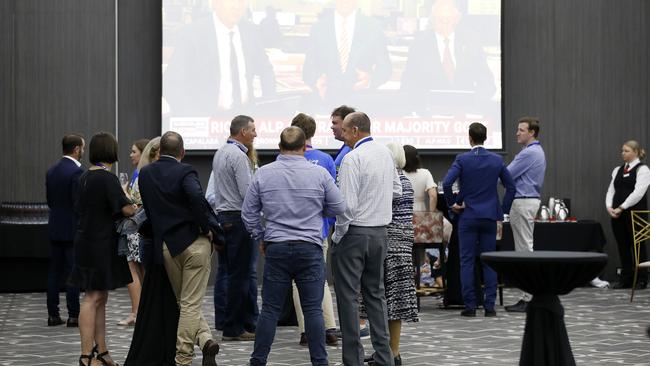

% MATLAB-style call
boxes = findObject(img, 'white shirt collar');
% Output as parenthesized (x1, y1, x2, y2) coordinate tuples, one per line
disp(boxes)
(471, 145, 483, 150)
(63, 155, 81, 167)
(627, 158, 641, 169)
(353, 136, 373, 149)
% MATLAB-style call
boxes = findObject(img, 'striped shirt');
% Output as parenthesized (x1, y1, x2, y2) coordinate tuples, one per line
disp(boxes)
(211, 138, 252, 212)
(333, 137, 402, 243)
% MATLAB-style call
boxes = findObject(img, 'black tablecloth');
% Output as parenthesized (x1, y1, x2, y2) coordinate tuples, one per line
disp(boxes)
(0, 223, 49, 258)
(482, 251, 608, 366)
(499, 220, 606, 252)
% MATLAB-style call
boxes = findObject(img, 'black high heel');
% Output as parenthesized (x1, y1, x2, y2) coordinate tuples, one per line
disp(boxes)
(79, 354, 93, 366)
(96, 351, 119, 366)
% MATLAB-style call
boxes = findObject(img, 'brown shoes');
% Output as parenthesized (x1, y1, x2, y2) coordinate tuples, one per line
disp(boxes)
(299, 331, 338, 346)
(222, 331, 255, 341)
(202, 339, 220, 366)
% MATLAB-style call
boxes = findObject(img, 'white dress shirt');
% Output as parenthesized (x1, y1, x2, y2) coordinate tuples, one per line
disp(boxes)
(333, 137, 401, 243)
(335, 10, 357, 57)
(212, 13, 249, 109)
(63, 155, 81, 167)
(435, 32, 456, 65)
(605, 158, 650, 209)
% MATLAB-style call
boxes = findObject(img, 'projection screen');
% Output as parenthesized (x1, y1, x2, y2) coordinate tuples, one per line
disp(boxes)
(162, 0, 502, 150)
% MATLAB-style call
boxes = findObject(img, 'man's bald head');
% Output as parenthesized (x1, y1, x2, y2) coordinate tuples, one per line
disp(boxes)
(279, 126, 306, 152)
(343, 112, 371, 133)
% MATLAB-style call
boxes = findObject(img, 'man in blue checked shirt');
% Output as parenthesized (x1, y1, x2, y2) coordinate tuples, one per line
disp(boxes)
(242, 127, 346, 366)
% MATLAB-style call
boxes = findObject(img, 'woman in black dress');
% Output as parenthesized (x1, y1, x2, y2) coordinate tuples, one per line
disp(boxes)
(70, 132, 136, 366)
(606, 140, 649, 289)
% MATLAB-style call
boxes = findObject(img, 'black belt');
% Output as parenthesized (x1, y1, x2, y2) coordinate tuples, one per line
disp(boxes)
(514, 197, 540, 200)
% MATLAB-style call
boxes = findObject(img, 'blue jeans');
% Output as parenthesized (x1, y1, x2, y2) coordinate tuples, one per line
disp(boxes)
(218, 213, 259, 337)
(458, 218, 497, 311)
(213, 250, 259, 330)
(47, 241, 80, 318)
(250, 241, 327, 366)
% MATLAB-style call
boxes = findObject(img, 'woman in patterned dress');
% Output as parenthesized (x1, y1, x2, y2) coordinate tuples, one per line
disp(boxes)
(361, 143, 418, 366)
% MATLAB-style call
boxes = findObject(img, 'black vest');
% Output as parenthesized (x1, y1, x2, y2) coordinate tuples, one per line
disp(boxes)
(613, 163, 648, 210)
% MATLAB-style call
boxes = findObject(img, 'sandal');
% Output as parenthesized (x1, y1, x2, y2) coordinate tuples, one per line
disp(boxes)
(96, 351, 119, 366)
(117, 313, 136, 326)
(79, 354, 93, 366)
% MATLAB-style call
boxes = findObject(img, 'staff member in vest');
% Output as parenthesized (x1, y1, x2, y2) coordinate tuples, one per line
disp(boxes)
(606, 140, 650, 289)
(504, 117, 546, 313)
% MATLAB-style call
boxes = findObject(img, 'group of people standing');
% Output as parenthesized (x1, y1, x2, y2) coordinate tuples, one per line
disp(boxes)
(44, 108, 649, 366)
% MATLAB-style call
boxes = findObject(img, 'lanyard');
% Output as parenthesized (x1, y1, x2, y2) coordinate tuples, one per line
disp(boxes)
(354, 137, 373, 149)
(227, 139, 247, 153)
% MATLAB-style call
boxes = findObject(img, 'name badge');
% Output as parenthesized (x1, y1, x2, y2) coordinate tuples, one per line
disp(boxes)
(623, 173, 630, 178)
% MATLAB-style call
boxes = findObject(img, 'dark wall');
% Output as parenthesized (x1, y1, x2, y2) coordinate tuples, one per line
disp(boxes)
(1, 0, 649, 278)
(0, 0, 116, 200)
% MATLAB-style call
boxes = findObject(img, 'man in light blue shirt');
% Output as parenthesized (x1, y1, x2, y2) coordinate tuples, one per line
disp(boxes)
(504, 117, 546, 313)
(243, 127, 346, 366)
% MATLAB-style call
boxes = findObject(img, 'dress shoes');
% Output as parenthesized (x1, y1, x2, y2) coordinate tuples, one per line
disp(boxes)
(48, 316, 65, 326)
(201, 339, 220, 366)
(222, 331, 255, 342)
(67, 317, 79, 327)
(365, 353, 402, 365)
(612, 282, 632, 289)
(299, 331, 339, 346)
(325, 329, 338, 346)
(460, 309, 476, 317)
(484, 309, 497, 317)
(505, 299, 528, 313)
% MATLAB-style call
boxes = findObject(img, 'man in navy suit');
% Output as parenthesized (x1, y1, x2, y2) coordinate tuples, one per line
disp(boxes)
(302, 0, 391, 108)
(138, 131, 221, 366)
(443, 123, 515, 317)
(163, 0, 276, 117)
(45, 134, 84, 327)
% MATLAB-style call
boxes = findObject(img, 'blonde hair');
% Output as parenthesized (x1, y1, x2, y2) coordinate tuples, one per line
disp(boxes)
(624, 140, 647, 160)
(137, 137, 161, 171)
(386, 142, 406, 169)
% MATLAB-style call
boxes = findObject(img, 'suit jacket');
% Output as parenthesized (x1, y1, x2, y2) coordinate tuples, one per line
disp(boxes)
(164, 16, 276, 116)
(302, 11, 392, 99)
(46, 157, 83, 241)
(401, 29, 495, 101)
(442, 147, 515, 221)
(138, 156, 219, 262)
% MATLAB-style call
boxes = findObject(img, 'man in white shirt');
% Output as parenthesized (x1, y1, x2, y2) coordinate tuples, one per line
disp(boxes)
(331, 112, 401, 366)
(163, 0, 276, 116)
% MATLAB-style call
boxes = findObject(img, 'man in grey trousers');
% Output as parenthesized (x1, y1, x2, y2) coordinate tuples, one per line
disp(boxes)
(331, 112, 402, 366)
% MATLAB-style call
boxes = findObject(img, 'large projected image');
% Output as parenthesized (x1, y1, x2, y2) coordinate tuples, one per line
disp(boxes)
(162, 0, 502, 150)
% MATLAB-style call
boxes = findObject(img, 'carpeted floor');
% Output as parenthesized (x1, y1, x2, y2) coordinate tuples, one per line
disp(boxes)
(0, 286, 648, 365)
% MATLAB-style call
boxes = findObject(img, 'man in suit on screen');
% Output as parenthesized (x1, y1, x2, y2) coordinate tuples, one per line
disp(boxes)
(401, 0, 496, 111)
(164, 0, 276, 117)
(302, 0, 392, 108)
(442, 122, 515, 317)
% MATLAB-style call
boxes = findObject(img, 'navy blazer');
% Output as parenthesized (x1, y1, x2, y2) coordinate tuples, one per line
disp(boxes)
(46, 157, 83, 241)
(442, 147, 515, 221)
(138, 156, 219, 262)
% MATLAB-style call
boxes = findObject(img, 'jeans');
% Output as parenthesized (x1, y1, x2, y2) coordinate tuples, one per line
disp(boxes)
(47, 241, 80, 318)
(458, 218, 497, 311)
(218, 213, 259, 337)
(250, 241, 327, 366)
